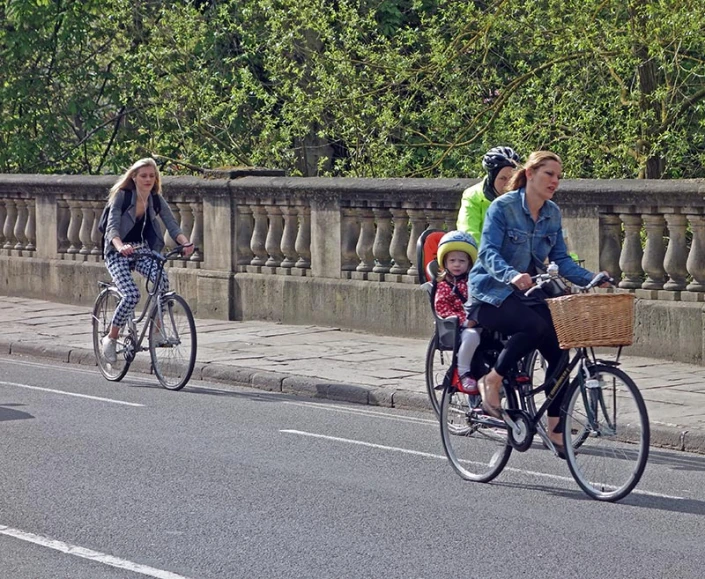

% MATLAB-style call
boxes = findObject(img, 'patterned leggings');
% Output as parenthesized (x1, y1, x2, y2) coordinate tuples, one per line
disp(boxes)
(105, 247, 170, 328)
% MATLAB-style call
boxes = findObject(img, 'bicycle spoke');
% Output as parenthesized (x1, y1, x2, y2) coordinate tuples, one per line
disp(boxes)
(92, 288, 130, 382)
(149, 294, 197, 390)
(440, 387, 512, 483)
(563, 365, 649, 501)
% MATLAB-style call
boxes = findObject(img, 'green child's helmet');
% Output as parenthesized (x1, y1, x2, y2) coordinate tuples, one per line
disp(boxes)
(437, 230, 478, 269)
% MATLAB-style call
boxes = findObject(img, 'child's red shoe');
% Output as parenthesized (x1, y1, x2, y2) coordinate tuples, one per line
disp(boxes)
(458, 373, 479, 395)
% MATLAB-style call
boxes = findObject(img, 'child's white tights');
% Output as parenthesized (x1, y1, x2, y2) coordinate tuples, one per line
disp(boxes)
(458, 327, 481, 378)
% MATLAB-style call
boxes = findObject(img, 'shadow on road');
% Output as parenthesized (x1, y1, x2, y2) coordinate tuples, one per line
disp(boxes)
(646, 447, 705, 472)
(493, 480, 705, 515)
(0, 403, 34, 422)
(119, 378, 290, 403)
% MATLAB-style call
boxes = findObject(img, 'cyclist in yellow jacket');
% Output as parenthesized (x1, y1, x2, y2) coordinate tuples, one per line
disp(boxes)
(456, 146, 521, 244)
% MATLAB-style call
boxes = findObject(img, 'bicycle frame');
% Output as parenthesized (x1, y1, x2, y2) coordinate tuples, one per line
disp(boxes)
(106, 249, 179, 356)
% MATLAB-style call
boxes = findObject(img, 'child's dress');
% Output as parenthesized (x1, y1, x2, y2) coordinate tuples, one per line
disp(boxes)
(434, 275, 481, 394)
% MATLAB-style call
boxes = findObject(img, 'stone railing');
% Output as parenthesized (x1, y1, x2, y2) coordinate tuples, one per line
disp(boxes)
(556, 179, 705, 302)
(229, 177, 464, 282)
(0, 176, 205, 268)
(2, 174, 705, 363)
(0, 194, 36, 255)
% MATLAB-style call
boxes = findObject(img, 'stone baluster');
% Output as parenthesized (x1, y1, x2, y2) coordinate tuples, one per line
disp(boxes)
(0, 199, 7, 246)
(13, 198, 28, 251)
(618, 213, 644, 289)
(355, 208, 375, 273)
(406, 209, 428, 280)
(24, 199, 36, 252)
(372, 208, 393, 274)
(686, 214, 705, 292)
(294, 205, 311, 270)
(189, 201, 203, 261)
(176, 201, 194, 243)
(280, 205, 298, 269)
(663, 213, 688, 291)
(426, 210, 446, 231)
(57, 198, 70, 253)
(176, 201, 194, 265)
(443, 209, 457, 230)
(91, 201, 103, 256)
(66, 199, 83, 255)
(3, 198, 17, 250)
(264, 204, 284, 268)
(598, 214, 622, 280)
(164, 201, 179, 251)
(250, 204, 269, 266)
(341, 207, 360, 271)
(236, 204, 254, 266)
(389, 208, 410, 274)
(641, 213, 666, 289)
(79, 201, 95, 255)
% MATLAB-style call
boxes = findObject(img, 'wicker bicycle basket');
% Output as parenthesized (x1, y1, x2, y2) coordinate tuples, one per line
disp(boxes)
(547, 293, 635, 349)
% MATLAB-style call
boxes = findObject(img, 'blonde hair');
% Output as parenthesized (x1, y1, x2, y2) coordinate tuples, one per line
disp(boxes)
(108, 157, 162, 201)
(507, 151, 562, 192)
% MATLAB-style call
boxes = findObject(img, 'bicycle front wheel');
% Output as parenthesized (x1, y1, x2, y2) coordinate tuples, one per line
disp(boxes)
(440, 386, 513, 483)
(92, 288, 130, 381)
(562, 364, 649, 502)
(149, 294, 197, 391)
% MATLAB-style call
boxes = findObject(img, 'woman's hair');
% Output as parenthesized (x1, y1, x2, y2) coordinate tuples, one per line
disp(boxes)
(506, 150, 562, 192)
(108, 157, 162, 201)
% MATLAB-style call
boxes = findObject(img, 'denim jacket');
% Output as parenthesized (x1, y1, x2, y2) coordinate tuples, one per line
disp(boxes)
(104, 189, 183, 258)
(469, 188, 594, 307)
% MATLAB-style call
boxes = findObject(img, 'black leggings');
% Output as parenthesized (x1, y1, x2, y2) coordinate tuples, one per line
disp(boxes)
(477, 293, 566, 417)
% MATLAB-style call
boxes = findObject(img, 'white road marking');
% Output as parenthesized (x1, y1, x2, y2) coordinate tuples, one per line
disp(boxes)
(0, 525, 193, 579)
(283, 400, 436, 425)
(0, 380, 144, 407)
(0, 357, 154, 384)
(280, 429, 684, 500)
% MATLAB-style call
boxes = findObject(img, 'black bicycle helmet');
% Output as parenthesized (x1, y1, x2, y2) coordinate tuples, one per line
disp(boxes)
(482, 146, 521, 173)
(482, 146, 521, 200)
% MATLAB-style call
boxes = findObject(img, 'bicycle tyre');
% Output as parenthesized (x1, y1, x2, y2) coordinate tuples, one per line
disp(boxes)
(92, 288, 130, 381)
(440, 385, 514, 483)
(149, 293, 197, 391)
(424, 335, 447, 417)
(562, 364, 650, 502)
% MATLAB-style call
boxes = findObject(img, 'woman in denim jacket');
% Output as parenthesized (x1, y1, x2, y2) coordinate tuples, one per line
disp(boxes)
(468, 151, 606, 455)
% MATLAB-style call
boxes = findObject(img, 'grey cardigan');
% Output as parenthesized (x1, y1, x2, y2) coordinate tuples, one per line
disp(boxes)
(103, 189, 183, 258)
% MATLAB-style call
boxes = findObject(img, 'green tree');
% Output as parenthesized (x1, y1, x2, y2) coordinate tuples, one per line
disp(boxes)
(0, 0, 702, 178)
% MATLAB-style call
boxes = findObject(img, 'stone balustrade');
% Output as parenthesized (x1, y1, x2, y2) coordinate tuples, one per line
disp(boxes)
(2, 174, 705, 363)
(555, 179, 705, 302)
(0, 186, 204, 267)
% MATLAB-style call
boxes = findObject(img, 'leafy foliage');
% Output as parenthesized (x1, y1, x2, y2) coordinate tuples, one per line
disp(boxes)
(0, 0, 703, 177)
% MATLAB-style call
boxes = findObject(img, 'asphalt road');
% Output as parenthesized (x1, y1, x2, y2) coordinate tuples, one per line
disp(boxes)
(1, 355, 704, 579)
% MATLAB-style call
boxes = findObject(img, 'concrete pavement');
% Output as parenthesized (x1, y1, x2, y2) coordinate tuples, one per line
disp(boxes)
(1, 294, 704, 454)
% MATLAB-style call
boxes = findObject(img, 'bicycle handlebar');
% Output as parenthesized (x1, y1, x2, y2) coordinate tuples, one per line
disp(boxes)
(525, 266, 615, 297)
(127, 245, 197, 263)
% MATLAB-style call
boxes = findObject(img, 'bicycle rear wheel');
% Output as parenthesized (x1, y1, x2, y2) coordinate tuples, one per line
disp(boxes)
(562, 365, 649, 502)
(440, 386, 513, 482)
(92, 288, 130, 381)
(425, 335, 449, 417)
(149, 294, 197, 390)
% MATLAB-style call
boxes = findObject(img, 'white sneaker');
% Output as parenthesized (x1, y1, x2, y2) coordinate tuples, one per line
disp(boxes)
(101, 335, 117, 363)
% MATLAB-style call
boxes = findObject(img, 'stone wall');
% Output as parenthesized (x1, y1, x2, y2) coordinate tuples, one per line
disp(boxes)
(1, 174, 705, 363)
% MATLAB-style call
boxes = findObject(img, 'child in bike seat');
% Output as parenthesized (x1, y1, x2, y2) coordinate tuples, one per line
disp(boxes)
(434, 231, 482, 395)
